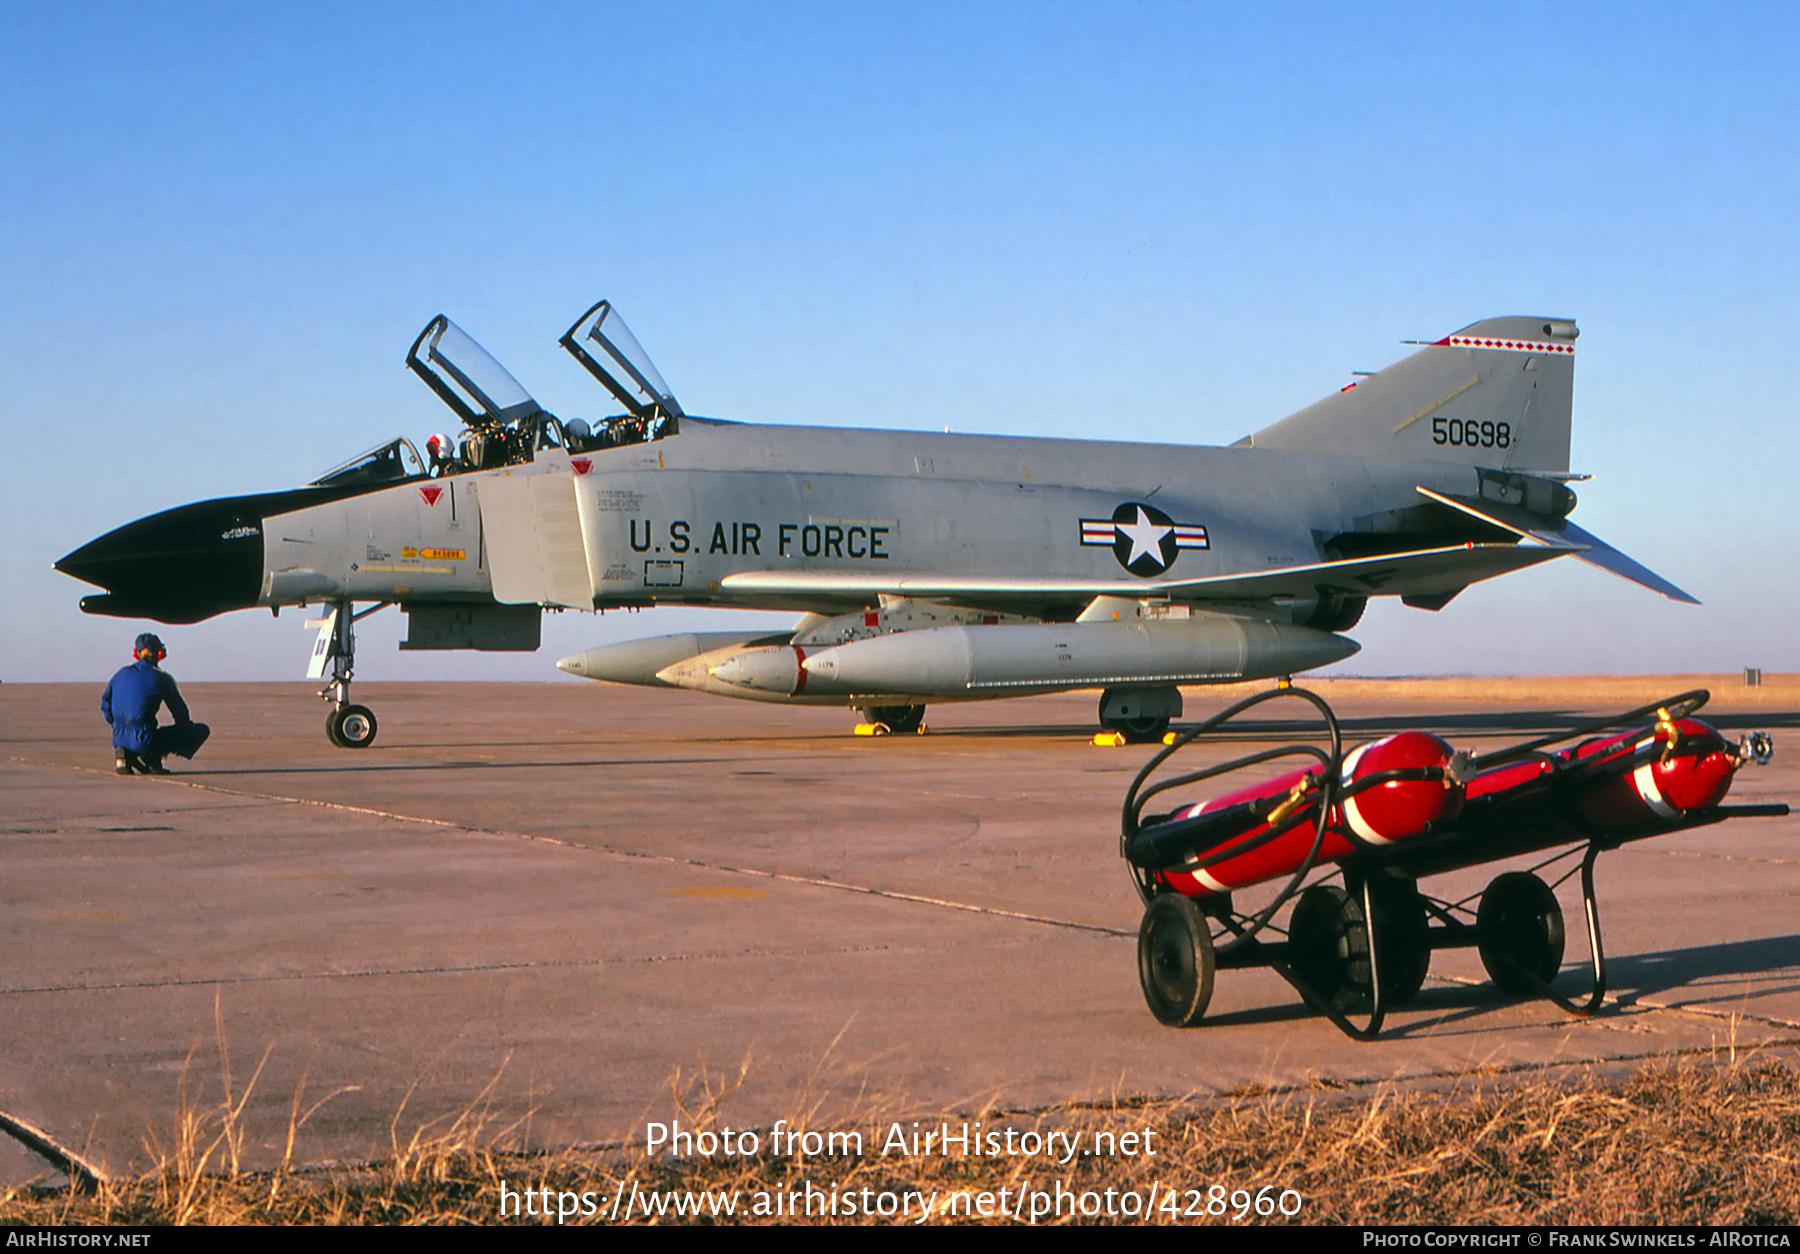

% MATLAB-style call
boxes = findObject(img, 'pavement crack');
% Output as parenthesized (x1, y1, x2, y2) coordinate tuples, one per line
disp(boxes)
(72, 770, 1136, 941)
(0, 938, 1041, 996)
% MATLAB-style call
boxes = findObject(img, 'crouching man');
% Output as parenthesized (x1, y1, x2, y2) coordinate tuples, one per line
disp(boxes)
(103, 633, 210, 775)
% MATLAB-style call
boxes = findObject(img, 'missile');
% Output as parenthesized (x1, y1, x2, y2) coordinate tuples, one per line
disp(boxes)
(707, 645, 807, 693)
(798, 616, 1359, 697)
(556, 631, 784, 686)
(650, 640, 880, 704)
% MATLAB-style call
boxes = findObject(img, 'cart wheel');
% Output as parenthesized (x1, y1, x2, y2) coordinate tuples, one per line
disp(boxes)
(1138, 894, 1215, 1027)
(1477, 872, 1565, 994)
(1288, 884, 1372, 1013)
(1367, 873, 1432, 1005)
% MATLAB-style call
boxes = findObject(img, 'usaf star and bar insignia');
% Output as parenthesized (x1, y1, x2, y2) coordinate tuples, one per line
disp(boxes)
(1080, 502, 1209, 577)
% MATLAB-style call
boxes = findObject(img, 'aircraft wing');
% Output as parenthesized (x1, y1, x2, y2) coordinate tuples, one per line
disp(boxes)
(1415, 487, 1699, 604)
(718, 542, 1570, 610)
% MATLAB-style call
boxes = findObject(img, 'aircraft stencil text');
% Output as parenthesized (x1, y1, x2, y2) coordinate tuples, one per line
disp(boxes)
(626, 519, 889, 559)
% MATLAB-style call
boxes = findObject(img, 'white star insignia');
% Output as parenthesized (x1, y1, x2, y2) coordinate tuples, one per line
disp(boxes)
(1116, 506, 1173, 567)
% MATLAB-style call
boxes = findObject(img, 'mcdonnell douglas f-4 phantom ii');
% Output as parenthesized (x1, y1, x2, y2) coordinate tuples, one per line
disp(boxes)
(56, 303, 1694, 747)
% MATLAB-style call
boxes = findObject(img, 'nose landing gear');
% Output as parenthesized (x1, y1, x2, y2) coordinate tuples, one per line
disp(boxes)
(315, 600, 389, 748)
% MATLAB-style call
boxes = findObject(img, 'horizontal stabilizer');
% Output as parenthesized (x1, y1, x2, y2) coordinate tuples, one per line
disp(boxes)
(1416, 487, 1698, 604)
(719, 543, 1569, 609)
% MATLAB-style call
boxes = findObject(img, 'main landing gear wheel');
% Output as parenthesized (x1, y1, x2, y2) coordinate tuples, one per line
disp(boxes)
(1098, 689, 1174, 743)
(865, 705, 925, 735)
(1477, 871, 1565, 993)
(327, 704, 379, 749)
(1137, 893, 1216, 1027)
(1287, 884, 1373, 1014)
(1099, 707, 1170, 743)
(1112, 714, 1170, 744)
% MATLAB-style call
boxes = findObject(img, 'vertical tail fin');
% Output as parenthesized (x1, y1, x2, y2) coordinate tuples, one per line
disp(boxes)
(1238, 316, 1578, 474)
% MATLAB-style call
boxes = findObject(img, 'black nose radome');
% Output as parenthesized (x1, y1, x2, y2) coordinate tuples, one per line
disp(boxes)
(57, 496, 266, 624)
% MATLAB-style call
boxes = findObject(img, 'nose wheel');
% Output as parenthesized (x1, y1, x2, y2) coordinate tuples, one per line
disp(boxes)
(327, 703, 379, 749)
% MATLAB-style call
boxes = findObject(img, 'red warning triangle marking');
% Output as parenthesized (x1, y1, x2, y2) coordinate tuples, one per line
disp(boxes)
(419, 485, 444, 505)
(571, 457, 592, 475)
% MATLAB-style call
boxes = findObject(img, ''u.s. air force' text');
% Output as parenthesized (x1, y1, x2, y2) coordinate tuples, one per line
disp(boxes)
(629, 520, 892, 559)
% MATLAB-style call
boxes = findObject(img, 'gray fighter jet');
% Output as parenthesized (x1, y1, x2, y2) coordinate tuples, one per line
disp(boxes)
(56, 302, 1693, 747)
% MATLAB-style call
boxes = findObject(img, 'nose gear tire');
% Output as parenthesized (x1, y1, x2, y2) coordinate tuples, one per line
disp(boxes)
(327, 704, 379, 749)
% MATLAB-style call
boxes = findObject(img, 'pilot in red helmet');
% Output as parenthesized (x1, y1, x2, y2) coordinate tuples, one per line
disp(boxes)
(425, 433, 452, 476)
(101, 633, 211, 775)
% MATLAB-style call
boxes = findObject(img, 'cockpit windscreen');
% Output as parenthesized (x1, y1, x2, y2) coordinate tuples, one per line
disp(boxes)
(311, 437, 425, 487)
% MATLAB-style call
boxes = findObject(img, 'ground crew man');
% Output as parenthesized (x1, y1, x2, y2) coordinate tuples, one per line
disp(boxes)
(102, 633, 210, 775)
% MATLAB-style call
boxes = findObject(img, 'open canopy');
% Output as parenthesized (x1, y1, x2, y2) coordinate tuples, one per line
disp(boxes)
(406, 315, 542, 428)
(559, 299, 684, 424)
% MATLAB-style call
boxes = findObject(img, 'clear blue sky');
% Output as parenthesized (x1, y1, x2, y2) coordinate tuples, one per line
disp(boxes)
(4, 1, 1796, 683)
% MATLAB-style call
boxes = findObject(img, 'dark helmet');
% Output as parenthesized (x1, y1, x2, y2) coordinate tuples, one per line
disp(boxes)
(134, 632, 166, 660)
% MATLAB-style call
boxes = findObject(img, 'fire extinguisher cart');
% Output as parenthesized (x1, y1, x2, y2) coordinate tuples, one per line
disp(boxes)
(1122, 687, 1786, 1041)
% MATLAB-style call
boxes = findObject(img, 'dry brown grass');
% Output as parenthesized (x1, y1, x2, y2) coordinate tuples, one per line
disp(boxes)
(6, 1046, 1800, 1226)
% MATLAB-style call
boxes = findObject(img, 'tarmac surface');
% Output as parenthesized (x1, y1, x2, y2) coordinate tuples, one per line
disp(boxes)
(3, 676, 1798, 1186)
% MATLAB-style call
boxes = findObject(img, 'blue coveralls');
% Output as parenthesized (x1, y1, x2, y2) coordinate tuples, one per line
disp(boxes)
(101, 660, 210, 760)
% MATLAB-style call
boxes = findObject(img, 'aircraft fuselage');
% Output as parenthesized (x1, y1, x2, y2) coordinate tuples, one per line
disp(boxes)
(57, 308, 1690, 746)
